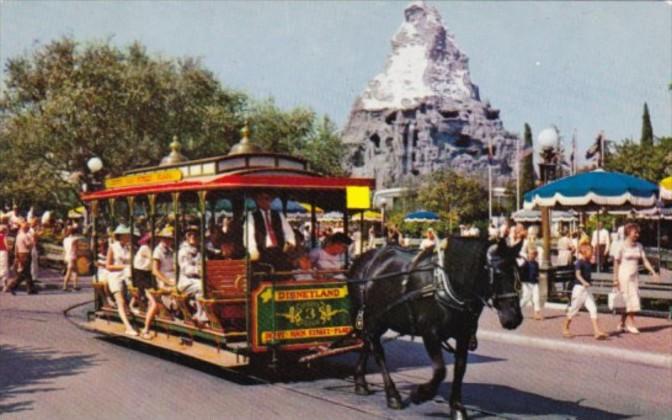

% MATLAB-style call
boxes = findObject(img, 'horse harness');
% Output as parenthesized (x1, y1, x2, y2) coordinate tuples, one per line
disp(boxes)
(352, 248, 514, 332)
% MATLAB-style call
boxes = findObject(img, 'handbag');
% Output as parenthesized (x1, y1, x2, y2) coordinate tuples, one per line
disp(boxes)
(608, 288, 626, 310)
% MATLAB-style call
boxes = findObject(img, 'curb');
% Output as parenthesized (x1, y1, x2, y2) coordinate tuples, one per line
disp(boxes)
(476, 329, 672, 369)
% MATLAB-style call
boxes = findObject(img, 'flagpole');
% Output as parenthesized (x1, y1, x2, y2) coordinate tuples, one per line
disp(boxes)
(516, 134, 521, 210)
(488, 136, 493, 221)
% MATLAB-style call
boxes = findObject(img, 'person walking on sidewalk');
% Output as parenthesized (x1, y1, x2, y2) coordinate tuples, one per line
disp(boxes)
(520, 248, 543, 320)
(9, 220, 38, 294)
(613, 223, 659, 334)
(62, 226, 79, 291)
(563, 244, 607, 340)
(0, 224, 9, 292)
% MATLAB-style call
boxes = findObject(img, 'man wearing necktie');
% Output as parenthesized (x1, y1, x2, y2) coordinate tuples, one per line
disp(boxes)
(247, 191, 296, 272)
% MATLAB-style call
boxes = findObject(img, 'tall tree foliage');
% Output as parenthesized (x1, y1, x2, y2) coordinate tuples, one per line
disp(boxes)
(415, 170, 488, 232)
(519, 123, 536, 204)
(605, 137, 672, 182)
(0, 38, 346, 211)
(640, 102, 654, 147)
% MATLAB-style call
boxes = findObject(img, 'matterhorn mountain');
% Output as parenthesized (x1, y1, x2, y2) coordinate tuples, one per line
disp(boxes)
(343, 0, 518, 190)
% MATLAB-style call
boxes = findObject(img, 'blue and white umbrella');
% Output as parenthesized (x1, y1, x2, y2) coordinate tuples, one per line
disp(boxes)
(404, 210, 439, 223)
(524, 170, 658, 210)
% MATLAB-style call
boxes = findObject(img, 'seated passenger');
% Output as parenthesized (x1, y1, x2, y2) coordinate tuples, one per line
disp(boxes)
(291, 249, 314, 281)
(177, 227, 207, 322)
(246, 191, 296, 272)
(140, 226, 175, 339)
(207, 219, 244, 260)
(309, 232, 352, 275)
(130, 232, 153, 313)
(106, 225, 137, 336)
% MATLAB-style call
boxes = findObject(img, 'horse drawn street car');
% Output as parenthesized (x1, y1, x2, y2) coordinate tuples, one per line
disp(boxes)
(82, 129, 524, 418)
(81, 128, 374, 368)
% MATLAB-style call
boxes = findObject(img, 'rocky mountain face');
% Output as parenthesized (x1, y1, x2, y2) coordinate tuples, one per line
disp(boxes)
(343, 1, 518, 190)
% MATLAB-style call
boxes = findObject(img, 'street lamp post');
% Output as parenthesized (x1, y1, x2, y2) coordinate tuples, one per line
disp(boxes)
(537, 127, 559, 270)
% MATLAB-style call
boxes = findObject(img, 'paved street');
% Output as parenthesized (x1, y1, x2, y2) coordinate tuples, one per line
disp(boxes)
(1, 272, 671, 419)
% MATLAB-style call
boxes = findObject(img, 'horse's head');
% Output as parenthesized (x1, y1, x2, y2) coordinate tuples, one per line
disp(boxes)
(485, 239, 524, 330)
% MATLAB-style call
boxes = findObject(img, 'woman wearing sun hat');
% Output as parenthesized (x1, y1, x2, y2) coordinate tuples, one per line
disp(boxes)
(106, 224, 137, 336)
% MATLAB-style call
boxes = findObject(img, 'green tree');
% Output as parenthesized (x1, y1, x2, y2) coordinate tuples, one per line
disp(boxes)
(0, 38, 347, 211)
(519, 123, 536, 207)
(640, 102, 654, 147)
(605, 137, 672, 182)
(302, 116, 346, 176)
(415, 170, 488, 233)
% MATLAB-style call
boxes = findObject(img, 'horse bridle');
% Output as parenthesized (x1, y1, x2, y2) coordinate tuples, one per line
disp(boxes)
(485, 254, 521, 307)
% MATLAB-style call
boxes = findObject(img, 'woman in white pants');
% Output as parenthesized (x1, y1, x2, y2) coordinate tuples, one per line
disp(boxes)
(563, 244, 607, 339)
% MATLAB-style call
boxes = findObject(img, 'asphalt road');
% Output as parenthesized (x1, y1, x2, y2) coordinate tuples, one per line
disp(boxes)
(1, 290, 671, 419)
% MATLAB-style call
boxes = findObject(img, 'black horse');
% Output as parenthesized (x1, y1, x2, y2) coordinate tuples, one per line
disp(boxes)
(347, 236, 523, 419)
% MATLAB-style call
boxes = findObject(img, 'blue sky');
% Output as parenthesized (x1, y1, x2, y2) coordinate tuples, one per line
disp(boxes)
(1, 1, 670, 161)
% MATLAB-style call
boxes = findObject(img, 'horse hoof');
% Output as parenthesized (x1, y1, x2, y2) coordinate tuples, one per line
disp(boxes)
(410, 386, 433, 404)
(450, 406, 468, 420)
(355, 384, 371, 396)
(387, 396, 404, 410)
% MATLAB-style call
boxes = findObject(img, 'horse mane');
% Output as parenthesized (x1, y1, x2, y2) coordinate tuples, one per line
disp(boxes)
(443, 236, 490, 292)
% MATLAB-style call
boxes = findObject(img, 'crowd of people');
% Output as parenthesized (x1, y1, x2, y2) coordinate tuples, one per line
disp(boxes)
(0, 204, 84, 295)
(489, 219, 661, 339)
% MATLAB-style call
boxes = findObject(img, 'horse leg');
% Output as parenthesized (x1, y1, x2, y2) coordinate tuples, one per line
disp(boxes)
(410, 332, 446, 404)
(449, 334, 470, 420)
(354, 345, 371, 396)
(371, 335, 403, 409)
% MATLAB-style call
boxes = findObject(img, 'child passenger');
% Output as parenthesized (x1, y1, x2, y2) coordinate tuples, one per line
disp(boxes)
(563, 244, 607, 340)
(519, 248, 543, 320)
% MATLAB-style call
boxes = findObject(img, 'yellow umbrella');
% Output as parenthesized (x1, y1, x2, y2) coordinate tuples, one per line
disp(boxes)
(299, 202, 324, 213)
(68, 206, 86, 219)
(351, 210, 381, 222)
(660, 176, 672, 201)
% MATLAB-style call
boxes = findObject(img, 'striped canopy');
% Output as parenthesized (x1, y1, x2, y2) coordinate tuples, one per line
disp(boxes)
(512, 209, 577, 223)
(524, 170, 658, 210)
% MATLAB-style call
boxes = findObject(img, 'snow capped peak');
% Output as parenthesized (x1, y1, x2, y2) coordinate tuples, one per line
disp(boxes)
(359, 1, 478, 111)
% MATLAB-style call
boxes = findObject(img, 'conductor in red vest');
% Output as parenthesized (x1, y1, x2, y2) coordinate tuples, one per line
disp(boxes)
(246, 191, 296, 272)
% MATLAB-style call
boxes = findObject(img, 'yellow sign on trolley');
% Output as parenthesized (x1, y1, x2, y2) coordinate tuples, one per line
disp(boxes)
(105, 169, 183, 189)
(346, 186, 370, 210)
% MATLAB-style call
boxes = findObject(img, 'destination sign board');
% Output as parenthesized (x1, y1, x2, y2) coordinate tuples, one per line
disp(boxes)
(252, 281, 352, 351)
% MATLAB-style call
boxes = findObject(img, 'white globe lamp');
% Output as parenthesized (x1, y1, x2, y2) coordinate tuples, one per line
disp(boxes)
(538, 128, 559, 151)
(87, 157, 103, 173)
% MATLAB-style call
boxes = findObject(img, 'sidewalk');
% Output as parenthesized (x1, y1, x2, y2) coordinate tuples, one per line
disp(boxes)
(478, 304, 672, 368)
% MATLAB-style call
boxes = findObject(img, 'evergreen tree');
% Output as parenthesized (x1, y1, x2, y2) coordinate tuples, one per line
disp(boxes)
(518, 123, 536, 208)
(640, 102, 654, 147)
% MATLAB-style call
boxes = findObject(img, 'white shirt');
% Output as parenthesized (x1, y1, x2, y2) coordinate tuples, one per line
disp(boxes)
(63, 235, 77, 262)
(134, 244, 152, 271)
(591, 229, 610, 248)
(246, 210, 296, 261)
(109, 241, 131, 280)
(152, 242, 175, 279)
(420, 237, 436, 250)
(309, 248, 345, 271)
(178, 242, 201, 280)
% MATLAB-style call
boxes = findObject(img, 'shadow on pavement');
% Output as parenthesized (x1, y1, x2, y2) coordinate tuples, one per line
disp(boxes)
(0, 345, 99, 415)
(421, 382, 632, 419)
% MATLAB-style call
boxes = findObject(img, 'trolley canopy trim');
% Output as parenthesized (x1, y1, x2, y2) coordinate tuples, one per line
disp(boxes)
(82, 169, 374, 201)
